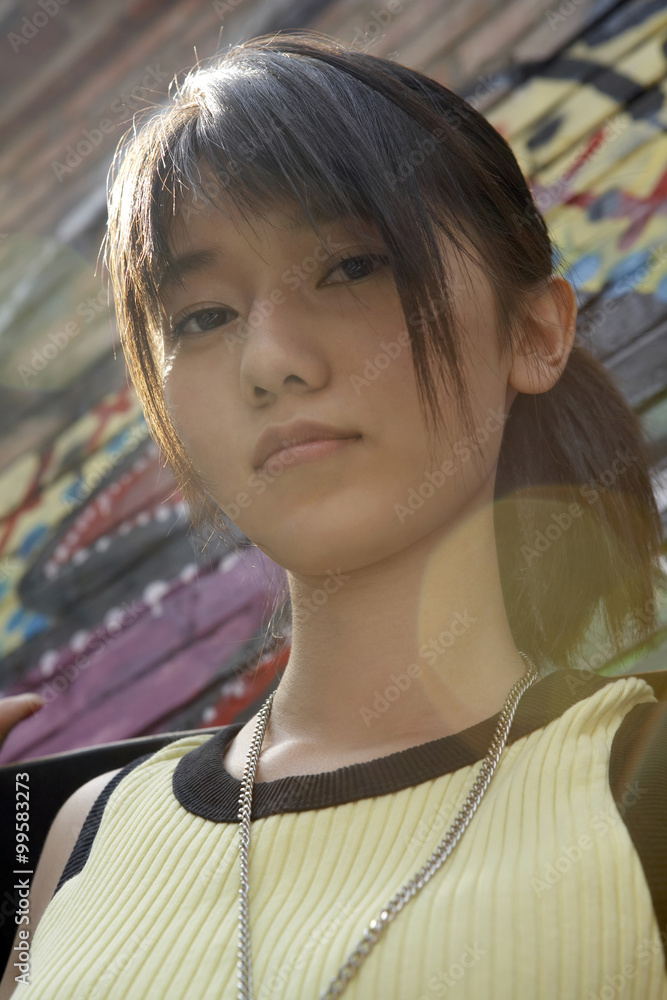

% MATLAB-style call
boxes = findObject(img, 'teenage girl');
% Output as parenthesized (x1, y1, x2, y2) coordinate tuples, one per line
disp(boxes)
(1, 32, 665, 1000)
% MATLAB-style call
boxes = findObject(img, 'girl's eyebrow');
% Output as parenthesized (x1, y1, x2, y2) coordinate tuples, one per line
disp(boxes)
(158, 248, 222, 293)
(158, 212, 365, 293)
(285, 208, 343, 232)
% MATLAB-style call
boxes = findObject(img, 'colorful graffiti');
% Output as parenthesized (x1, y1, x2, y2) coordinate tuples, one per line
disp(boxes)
(1, 0, 666, 763)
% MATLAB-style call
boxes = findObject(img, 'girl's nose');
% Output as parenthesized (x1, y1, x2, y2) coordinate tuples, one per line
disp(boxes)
(238, 300, 331, 404)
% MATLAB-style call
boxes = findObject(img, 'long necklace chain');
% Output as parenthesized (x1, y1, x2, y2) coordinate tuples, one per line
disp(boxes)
(237, 652, 540, 1000)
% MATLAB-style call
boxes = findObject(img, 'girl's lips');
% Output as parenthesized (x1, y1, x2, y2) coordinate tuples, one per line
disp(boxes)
(252, 419, 360, 470)
(259, 436, 360, 471)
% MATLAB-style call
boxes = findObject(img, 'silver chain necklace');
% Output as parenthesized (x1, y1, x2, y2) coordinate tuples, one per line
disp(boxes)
(236, 651, 540, 1000)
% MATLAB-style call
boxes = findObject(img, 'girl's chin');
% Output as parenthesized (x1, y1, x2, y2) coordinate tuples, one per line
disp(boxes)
(250, 533, 405, 580)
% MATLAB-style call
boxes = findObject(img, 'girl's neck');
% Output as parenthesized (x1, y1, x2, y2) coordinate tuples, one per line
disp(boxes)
(271, 500, 530, 755)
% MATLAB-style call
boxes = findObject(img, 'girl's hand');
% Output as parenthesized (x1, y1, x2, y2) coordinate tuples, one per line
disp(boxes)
(0, 694, 45, 750)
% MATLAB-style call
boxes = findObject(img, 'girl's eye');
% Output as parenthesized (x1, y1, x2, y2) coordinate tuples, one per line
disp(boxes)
(320, 253, 390, 286)
(165, 253, 389, 342)
(168, 306, 236, 341)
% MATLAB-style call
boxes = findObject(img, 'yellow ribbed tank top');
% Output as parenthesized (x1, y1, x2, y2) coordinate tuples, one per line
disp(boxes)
(14, 672, 667, 999)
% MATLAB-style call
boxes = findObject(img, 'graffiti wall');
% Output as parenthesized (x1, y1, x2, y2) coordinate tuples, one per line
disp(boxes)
(0, 0, 665, 762)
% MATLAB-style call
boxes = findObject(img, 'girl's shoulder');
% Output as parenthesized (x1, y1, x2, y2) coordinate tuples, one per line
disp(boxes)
(53, 726, 232, 897)
(608, 681, 667, 948)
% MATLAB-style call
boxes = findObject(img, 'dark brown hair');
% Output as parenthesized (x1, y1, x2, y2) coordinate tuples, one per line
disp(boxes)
(104, 31, 664, 672)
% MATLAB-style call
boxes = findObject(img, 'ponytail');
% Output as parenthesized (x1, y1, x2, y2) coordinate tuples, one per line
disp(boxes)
(494, 342, 664, 671)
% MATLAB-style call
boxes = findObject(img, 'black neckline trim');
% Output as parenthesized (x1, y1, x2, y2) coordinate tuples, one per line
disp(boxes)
(172, 669, 635, 822)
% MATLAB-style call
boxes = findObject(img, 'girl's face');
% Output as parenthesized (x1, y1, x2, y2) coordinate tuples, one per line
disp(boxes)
(159, 198, 514, 576)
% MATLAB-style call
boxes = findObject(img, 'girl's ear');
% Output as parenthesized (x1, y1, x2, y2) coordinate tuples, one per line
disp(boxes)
(508, 276, 578, 396)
